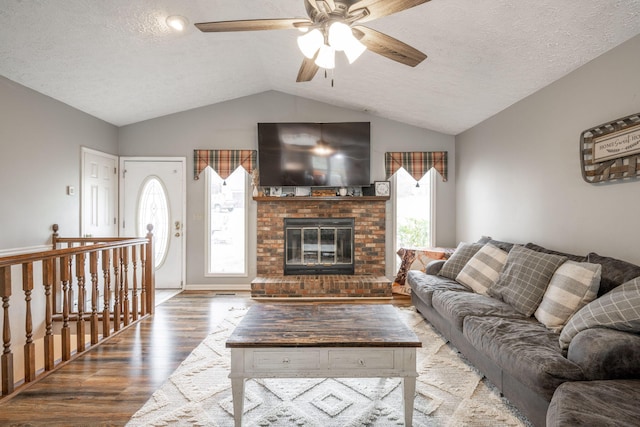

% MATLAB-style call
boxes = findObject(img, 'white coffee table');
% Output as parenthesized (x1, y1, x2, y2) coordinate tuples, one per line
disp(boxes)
(226, 303, 422, 426)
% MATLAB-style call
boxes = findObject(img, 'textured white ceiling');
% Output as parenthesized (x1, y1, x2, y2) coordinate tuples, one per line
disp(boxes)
(1, 0, 639, 135)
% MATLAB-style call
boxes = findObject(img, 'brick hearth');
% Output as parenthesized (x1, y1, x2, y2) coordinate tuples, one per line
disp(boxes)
(251, 275, 391, 298)
(254, 197, 389, 298)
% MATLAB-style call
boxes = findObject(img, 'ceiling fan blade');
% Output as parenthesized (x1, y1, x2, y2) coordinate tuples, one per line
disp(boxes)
(195, 18, 310, 32)
(296, 56, 320, 82)
(349, 0, 430, 23)
(353, 26, 426, 67)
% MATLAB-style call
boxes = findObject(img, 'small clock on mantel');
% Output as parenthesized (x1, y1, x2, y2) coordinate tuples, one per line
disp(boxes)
(374, 181, 390, 197)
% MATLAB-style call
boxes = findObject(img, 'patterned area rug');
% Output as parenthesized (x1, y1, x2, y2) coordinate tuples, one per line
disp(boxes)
(127, 307, 531, 427)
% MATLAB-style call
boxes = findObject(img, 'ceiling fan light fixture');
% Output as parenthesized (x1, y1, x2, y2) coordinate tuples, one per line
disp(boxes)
(343, 37, 367, 63)
(315, 44, 335, 69)
(166, 15, 188, 32)
(297, 29, 324, 58)
(327, 22, 352, 51)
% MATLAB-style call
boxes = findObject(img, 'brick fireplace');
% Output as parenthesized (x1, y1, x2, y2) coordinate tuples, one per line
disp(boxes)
(254, 197, 390, 298)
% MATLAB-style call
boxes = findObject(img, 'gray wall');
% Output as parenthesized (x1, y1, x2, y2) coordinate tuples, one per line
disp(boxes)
(118, 91, 456, 286)
(0, 76, 118, 250)
(456, 34, 640, 265)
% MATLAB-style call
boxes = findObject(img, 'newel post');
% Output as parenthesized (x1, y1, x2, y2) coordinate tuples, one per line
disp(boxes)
(1, 266, 14, 396)
(52, 224, 59, 250)
(145, 224, 155, 314)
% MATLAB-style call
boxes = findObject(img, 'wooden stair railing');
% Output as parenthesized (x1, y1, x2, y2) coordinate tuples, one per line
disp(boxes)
(0, 225, 154, 398)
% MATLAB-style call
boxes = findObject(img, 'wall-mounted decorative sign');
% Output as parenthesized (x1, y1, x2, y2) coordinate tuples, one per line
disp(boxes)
(580, 113, 640, 183)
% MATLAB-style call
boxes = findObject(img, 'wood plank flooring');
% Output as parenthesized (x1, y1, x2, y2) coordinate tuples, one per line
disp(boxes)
(0, 291, 410, 426)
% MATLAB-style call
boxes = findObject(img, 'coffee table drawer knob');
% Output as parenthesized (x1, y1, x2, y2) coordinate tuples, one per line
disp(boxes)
(282, 357, 290, 364)
(328, 349, 395, 369)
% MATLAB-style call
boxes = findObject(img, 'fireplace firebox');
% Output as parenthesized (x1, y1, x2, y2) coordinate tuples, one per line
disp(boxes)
(284, 217, 355, 275)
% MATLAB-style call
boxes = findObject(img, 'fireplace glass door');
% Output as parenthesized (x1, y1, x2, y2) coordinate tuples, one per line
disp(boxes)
(284, 218, 354, 275)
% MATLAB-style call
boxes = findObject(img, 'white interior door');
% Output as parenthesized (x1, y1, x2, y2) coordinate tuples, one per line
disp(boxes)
(120, 158, 185, 289)
(81, 148, 118, 237)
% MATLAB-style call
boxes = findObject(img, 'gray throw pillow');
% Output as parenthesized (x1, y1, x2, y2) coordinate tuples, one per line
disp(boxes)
(559, 277, 640, 351)
(438, 242, 484, 280)
(488, 245, 567, 316)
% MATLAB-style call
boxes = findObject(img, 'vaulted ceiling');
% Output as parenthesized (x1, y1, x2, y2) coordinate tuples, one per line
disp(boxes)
(1, 0, 639, 135)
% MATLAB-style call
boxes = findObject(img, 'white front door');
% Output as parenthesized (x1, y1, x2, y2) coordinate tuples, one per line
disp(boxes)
(81, 148, 118, 237)
(120, 158, 185, 289)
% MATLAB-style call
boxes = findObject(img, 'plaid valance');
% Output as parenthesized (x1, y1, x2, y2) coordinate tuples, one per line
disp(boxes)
(385, 151, 448, 182)
(193, 149, 257, 180)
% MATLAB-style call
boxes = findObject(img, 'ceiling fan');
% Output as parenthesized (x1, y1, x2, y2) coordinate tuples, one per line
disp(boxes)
(195, 0, 429, 82)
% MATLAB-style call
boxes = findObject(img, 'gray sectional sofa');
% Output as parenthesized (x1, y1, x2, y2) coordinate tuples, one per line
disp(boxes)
(406, 238, 640, 427)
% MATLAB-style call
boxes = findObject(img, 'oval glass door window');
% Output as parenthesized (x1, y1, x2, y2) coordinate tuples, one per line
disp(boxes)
(138, 177, 170, 268)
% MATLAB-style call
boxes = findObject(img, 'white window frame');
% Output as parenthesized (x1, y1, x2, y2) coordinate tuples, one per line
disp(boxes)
(204, 167, 249, 277)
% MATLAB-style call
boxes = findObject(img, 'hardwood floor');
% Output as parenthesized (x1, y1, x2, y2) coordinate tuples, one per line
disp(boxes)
(0, 291, 411, 426)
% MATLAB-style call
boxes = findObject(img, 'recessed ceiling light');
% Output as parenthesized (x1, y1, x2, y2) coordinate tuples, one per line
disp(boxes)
(166, 15, 188, 32)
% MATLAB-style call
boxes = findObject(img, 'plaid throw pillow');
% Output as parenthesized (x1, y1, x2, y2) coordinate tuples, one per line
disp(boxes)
(456, 244, 508, 294)
(438, 242, 484, 280)
(559, 277, 640, 351)
(488, 245, 567, 316)
(534, 261, 601, 332)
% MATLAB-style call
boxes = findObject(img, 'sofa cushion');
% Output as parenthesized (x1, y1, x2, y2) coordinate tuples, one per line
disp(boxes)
(463, 316, 584, 400)
(567, 328, 640, 380)
(456, 243, 508, 295)
(587, 252, 640, 296)
(547, 380, 640, 427)
(489, 245, 567, 317)
(524, 242, 587, 263)
(432, 290, 525, 331)
(559, 277, 640, 350)
(475, 236, 516, 253)
(407, 270, 469, 307)
(534, 261, 601, 332)
(438, 242, 484, 280)
(484, 239, 516, 253)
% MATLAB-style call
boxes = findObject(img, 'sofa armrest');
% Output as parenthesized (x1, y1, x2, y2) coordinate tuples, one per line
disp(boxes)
(425, 259, 446, 275)
(567, 328, 640, 380)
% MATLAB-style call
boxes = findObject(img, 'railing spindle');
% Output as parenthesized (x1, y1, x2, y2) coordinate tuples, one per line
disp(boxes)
(60, 256, 71, 361)
(101, 249, 111, 338)
(43, 258, 54, 371)
(22, 263, 36, 382)
(112, 248, 120, 332)
(140, 243, 147, 316)
(75, 253, 86, 353)
(131, 246, 138, 322)
(90, 252, 99, 345)
(145, 225, 155, 314)
(1, 266, 14, 396)
(122, 247, 130, 326)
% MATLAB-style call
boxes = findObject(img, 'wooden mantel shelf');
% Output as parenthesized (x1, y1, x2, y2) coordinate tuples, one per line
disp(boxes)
(253, 196, 390, 202)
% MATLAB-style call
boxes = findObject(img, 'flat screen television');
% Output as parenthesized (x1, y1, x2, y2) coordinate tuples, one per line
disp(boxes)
(257, 122, 371, 187)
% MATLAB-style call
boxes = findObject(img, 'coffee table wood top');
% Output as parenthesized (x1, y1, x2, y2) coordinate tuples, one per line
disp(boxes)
(226, 304, 422, 348)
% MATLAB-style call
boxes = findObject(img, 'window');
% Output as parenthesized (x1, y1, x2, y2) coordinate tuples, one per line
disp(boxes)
(138, 177, 170, 268)
(205, 167, 248, 275)
(393, 168, 435, 272)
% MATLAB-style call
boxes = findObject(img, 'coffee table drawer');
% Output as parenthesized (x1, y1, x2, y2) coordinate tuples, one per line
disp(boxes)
(328, 349, 395, 369)
(250, 350, 321, 370)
